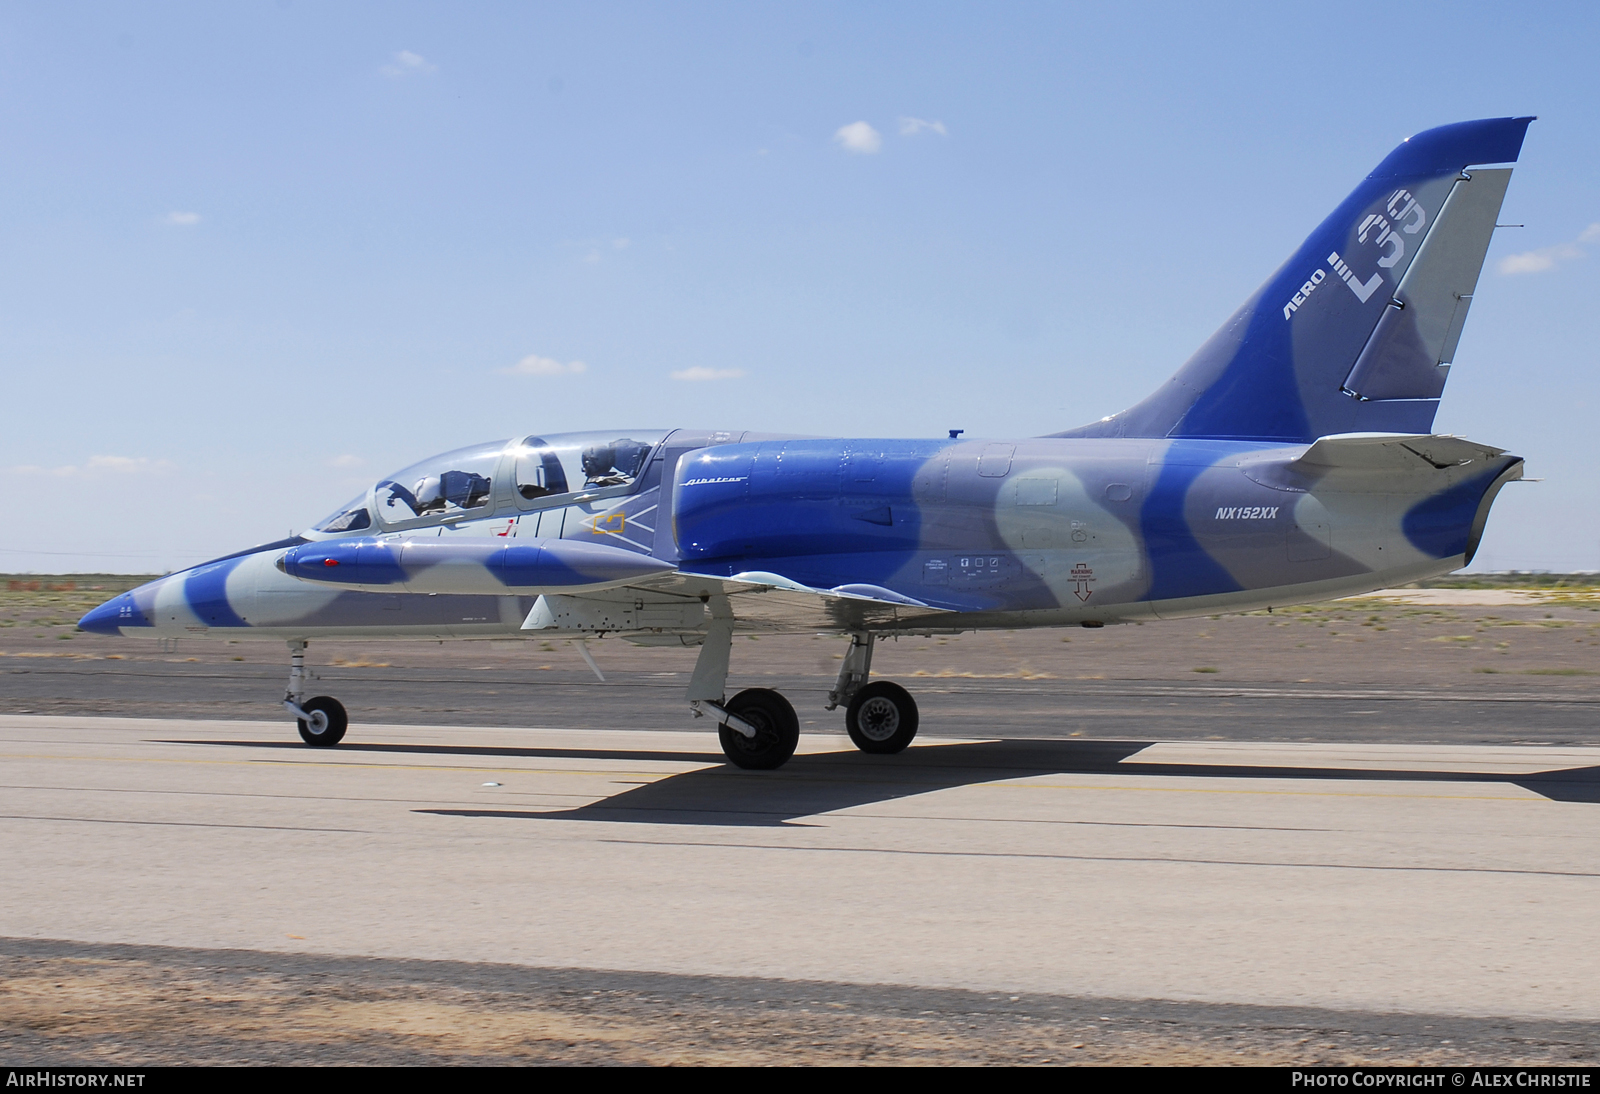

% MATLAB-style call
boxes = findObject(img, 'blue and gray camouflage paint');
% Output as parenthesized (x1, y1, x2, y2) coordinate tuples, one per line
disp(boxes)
(80, 117, 1532, 648)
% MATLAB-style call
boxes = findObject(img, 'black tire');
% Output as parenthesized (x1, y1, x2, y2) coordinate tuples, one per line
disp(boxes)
(297, 696, 348, 747)
(718, 688, 799, 770)
(845, 681, 919, 754)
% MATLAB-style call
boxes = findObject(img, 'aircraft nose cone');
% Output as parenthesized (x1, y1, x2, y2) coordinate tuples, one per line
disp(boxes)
(78, 595, 130, 635)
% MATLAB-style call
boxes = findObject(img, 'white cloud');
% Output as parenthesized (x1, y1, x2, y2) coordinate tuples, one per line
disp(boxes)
(1499, 222, 1600, 275)
(327, 454, 365, 469)
(505, 354, 588, 377)
(581, 238, 631, 264)
(833, 121, 882, 154)
(899, 117, 947, 137)
(670, 367, 745, 382)
(11, 456, 172, 477)
(1499, 245, 1579, 275)
(164, 212, 201, 227)
(85, 455, 164, 473)
(381, 50, 437, 77)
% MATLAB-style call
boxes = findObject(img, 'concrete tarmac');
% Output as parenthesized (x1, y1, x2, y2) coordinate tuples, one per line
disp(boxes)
(4, 713, 1600, 1055)
(10, 657, 1600, 745)
(7, 605, 1600, 1062)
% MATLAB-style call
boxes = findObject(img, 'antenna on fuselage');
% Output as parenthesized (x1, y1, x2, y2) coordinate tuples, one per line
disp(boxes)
(576, 641, 606, 683)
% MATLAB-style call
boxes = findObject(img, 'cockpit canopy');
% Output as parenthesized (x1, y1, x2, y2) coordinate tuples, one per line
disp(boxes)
(375, 439, 507, 524)
(312, 430, 667, 534)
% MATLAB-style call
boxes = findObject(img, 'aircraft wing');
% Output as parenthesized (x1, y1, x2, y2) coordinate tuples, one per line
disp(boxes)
(275, 536, 954, 634)
(521, 569, 957, 636)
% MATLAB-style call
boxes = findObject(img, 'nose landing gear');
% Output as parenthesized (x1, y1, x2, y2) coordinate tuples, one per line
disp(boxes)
(283, 639, 348, 747)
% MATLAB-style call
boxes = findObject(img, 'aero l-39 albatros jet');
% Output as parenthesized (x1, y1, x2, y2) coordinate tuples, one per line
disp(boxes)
(82, 117, 1535, 770)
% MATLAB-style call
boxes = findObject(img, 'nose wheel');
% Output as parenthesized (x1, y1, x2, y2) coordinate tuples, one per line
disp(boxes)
(295, 696, 348, 747)
(845, 681, 919, 754)
(283, 638, 349, 748)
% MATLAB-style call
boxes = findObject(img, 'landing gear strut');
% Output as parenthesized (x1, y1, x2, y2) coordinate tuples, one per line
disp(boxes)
(828, 633, 919, 754)
(688, 615, 798, 769)
(283, 639, 347, 748)
(685, 618, 921, 768)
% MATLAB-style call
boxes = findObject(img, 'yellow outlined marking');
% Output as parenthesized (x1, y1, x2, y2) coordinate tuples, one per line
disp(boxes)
(984, 779, 1547, 802)
(0, 752, 712, 779)
(0, 750, 1560, 804)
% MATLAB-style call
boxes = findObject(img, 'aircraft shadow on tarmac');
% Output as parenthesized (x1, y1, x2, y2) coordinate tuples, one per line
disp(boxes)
(169, 738, 1600, 825)
(402, 738, 1600, 826)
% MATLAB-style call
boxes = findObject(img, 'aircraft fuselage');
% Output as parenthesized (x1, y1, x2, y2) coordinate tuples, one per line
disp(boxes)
(81, 431, 1521, 643)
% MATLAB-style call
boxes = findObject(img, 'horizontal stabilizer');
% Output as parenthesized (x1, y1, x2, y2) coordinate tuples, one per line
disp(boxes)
(1290, 432, 1508, 473)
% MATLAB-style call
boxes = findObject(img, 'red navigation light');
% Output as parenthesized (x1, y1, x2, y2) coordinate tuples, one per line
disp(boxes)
(323, 558, 339, 567)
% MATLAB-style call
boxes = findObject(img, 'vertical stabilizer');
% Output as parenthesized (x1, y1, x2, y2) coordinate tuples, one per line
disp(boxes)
(1056, 117, 1533, 442)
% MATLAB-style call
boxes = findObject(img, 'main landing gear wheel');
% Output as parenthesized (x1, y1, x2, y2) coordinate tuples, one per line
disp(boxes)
(846, 681, 919, 754)
(718, 688, 800, 770)
(296, 696, 348, 748)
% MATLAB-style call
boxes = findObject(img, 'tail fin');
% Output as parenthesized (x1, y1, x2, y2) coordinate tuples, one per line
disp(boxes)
(1057, 117, 1534, 442)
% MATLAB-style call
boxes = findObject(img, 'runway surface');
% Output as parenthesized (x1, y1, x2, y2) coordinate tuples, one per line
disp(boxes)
(5, 712, 1599, 1054)
(10, 597, 1600, 746)
(10, 650, 1600, 746)
(7, 601, 1600, 1062)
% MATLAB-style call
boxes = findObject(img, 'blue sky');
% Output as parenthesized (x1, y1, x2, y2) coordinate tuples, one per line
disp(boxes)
(2, 1, 1597, 573)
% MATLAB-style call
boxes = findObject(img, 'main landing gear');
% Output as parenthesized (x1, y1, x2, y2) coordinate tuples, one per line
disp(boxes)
(687, 617, 800, 769)
(689, 622, 918, 770)
(715, 688, 801, 770)
(844, 681, 919, 754)
(827, 633, 919, 754)
(284, 639, 347, 748)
